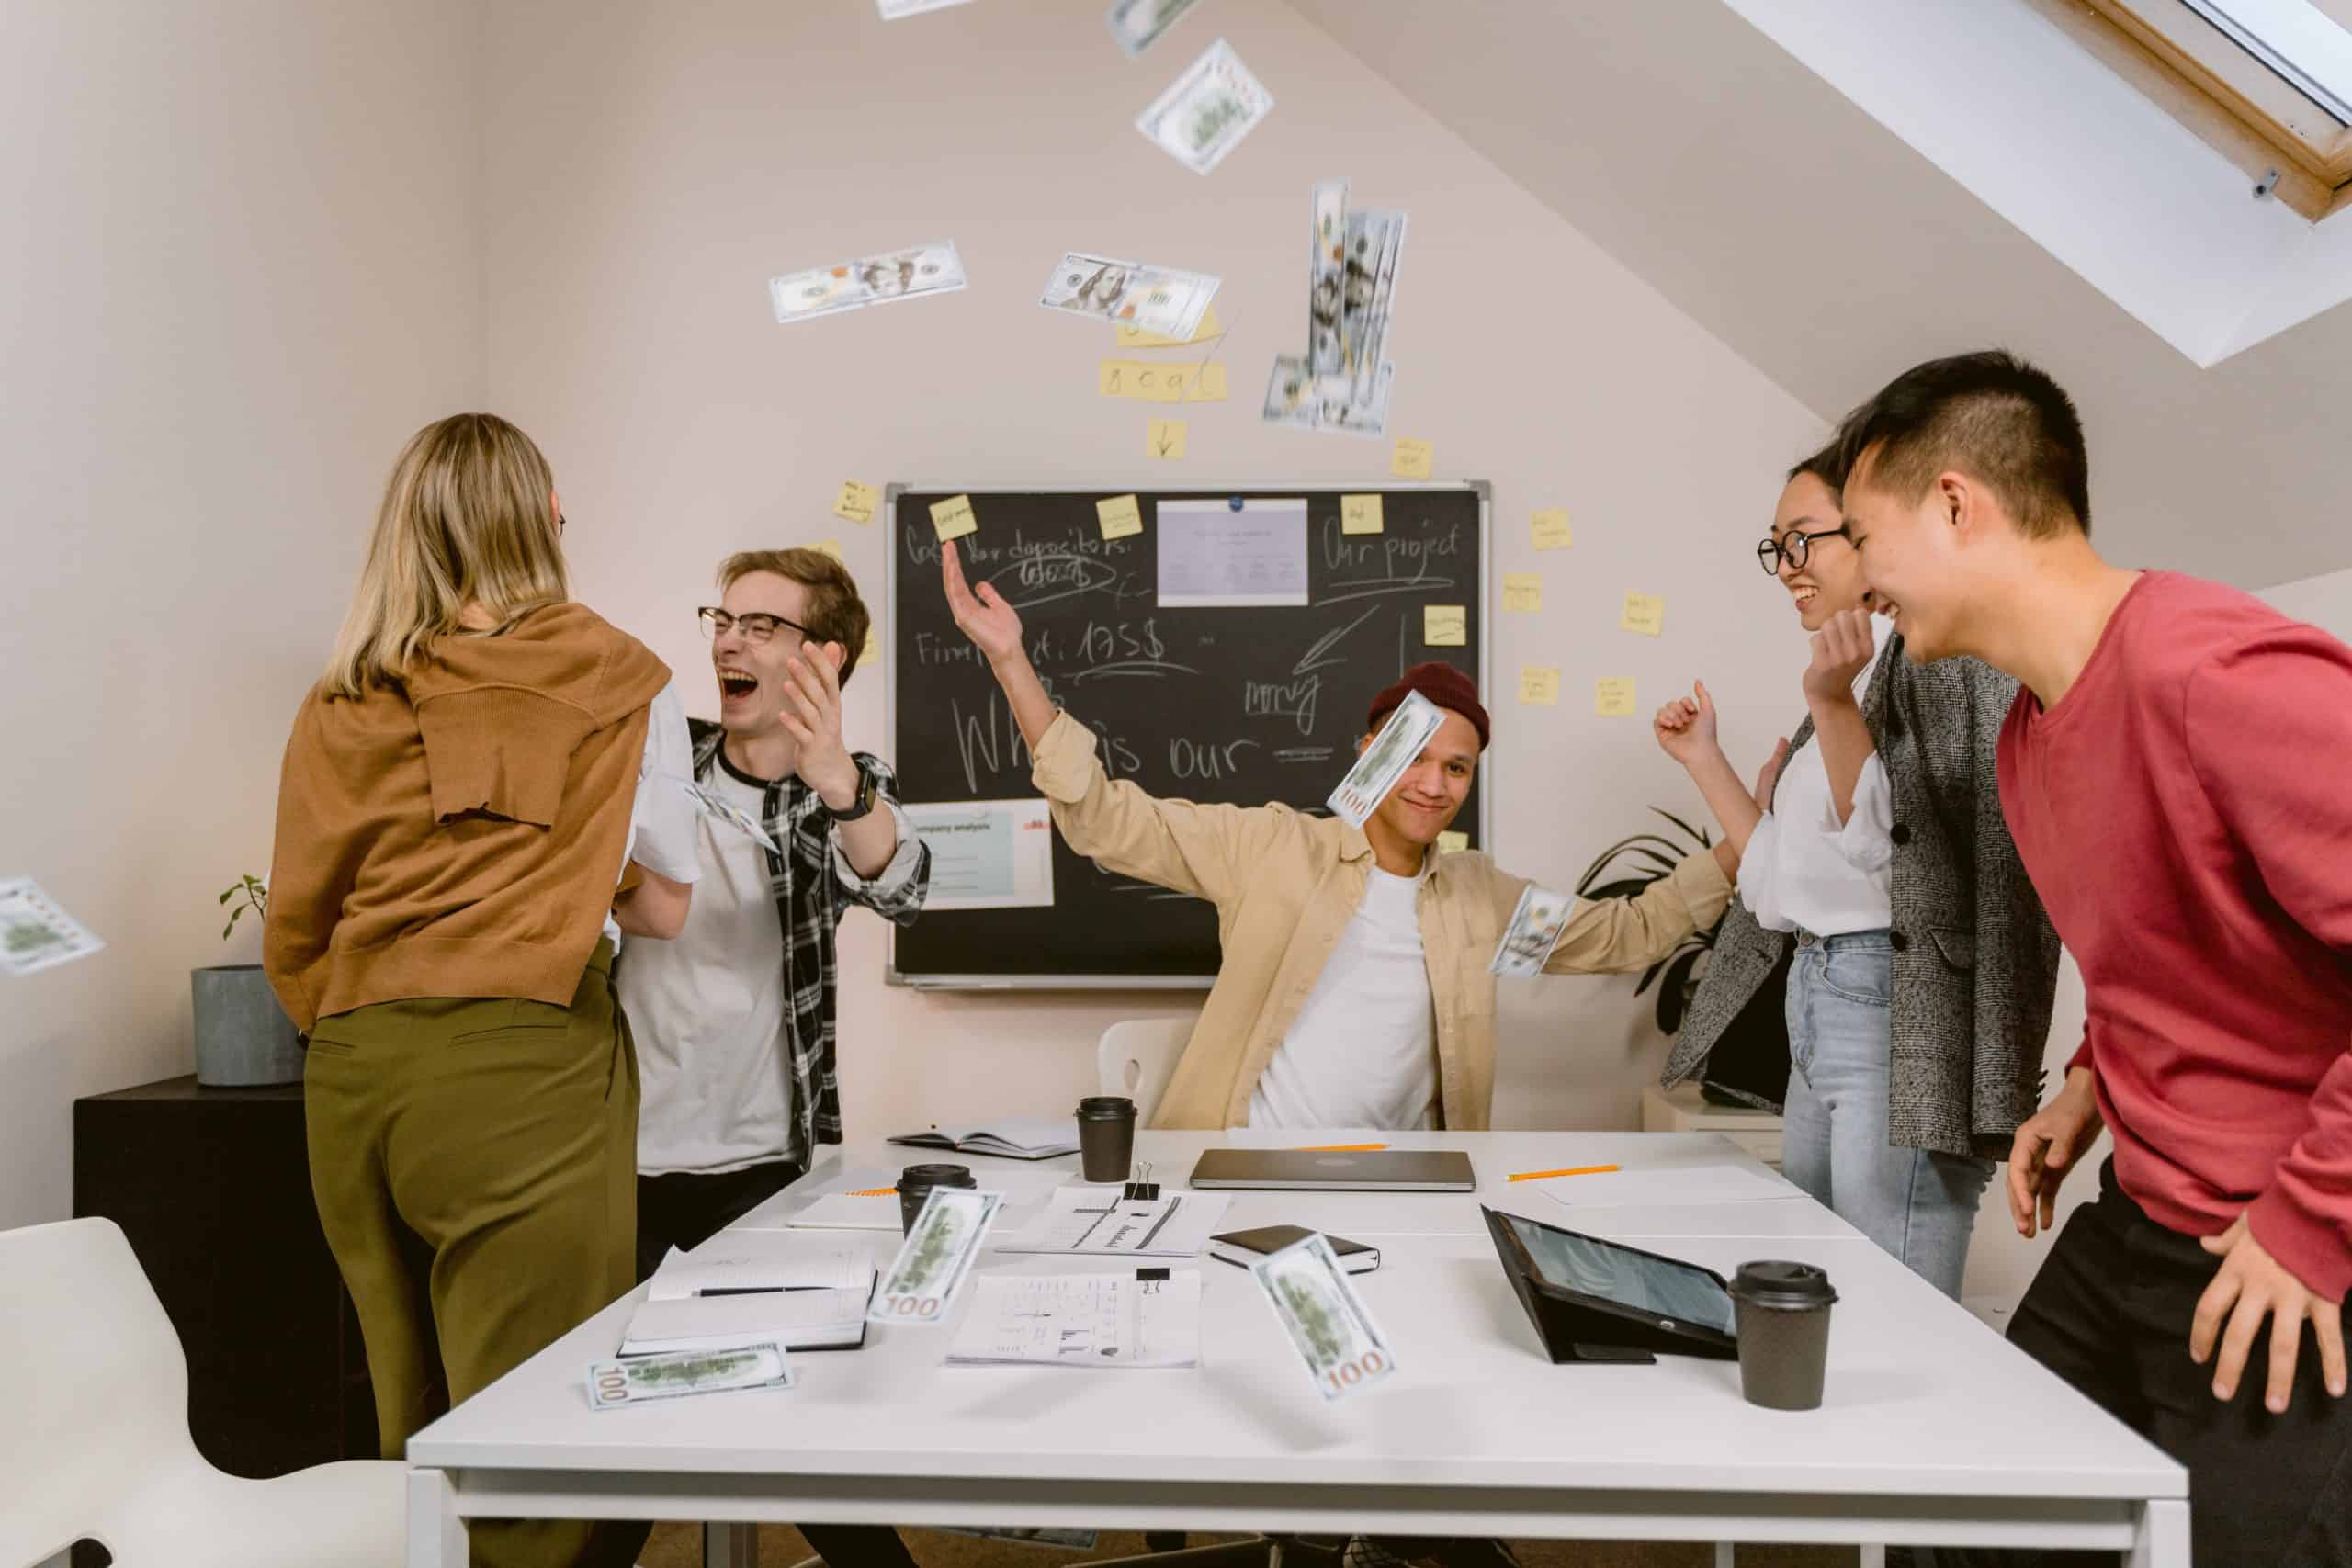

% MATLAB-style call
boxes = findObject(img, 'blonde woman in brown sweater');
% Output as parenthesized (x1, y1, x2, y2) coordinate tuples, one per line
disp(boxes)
(265, 412, 690, 1568)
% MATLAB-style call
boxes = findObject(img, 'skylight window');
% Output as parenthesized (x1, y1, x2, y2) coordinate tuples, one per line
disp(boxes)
(2042, 0, 2352, 219)
(2182, 0, 2352, 123)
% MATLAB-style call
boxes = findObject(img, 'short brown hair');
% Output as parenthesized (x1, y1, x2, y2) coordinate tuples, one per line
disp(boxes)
(718, 548, 874, 685)
(1834, 350, 2090, 537)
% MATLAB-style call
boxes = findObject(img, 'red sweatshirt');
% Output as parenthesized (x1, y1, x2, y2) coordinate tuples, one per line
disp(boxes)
(1998, 570, 2352, 1303)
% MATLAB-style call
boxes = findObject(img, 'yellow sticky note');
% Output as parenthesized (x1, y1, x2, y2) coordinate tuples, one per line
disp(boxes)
(1436, 830, 1470, 855)
(857, 625, 881, 671)
(1519, 665, 1561, 705)
(832, 480, 879, 525)
(1532, 509, 1574, 550)
(816, 538, 844, 563)
(1115, 304, 1223, 348)
(929, 494, 978, 543)
(1620, 592, 1666, 637)
(1098, 359, 1230, 403)
(1424, 604, 1467, 647)
(1392, 437, 1435, 479)
(1147, 419, 1187, 459)
(1341, 494, 1384, 535)
(1595, 677, 1637, 716)
(1096, 493, 1145, 541)
(1502, 573, 1542, 613)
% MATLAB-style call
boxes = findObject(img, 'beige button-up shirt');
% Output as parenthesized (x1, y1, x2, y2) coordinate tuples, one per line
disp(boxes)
(1032, 710, 1735, 1130)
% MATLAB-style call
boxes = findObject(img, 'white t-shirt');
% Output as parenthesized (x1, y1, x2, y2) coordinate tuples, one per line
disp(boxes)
(619, 754, 796, 1175)
(1737, 614, 1896, 938)
(606, 679, 701, 945)
(1246, 865, 1440, 1131)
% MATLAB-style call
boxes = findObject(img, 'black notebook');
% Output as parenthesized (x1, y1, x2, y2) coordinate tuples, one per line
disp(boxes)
(1207, 1224, 1381, 1274)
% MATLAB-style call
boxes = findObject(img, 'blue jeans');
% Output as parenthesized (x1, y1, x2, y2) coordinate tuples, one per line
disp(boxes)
(1781, 931, 1993, 1300)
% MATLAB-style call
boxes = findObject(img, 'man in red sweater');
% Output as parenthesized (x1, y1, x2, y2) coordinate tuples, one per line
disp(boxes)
(1834, 351, 2348, 1567)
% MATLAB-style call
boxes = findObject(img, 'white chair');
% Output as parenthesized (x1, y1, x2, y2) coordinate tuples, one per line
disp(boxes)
(1095, 1015, 1196, 1125)
(0, 1216, 404, 1568)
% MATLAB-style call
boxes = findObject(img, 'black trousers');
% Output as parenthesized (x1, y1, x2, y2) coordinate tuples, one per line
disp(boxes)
(1928, 1159, 2350, 1568)
(636, 1158, 921, 1568)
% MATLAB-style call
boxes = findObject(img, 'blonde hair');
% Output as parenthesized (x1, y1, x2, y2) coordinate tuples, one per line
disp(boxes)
(324, 414, 570, 696)
(718, 548, 874, 686)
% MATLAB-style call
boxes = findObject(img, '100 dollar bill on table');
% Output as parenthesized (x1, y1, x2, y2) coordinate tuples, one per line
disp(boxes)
(1488, 885, 1575, 977)
(1326, 690, 1442, 829)
(869, 1188, 1004, 1325)
(1249, 1233, 1397, 1401)
(587, 1343, 795, 1409)
(769, 241, 967, 325)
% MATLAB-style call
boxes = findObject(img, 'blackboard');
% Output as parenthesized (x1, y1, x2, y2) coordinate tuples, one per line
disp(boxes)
(884, 483, 1489, 987)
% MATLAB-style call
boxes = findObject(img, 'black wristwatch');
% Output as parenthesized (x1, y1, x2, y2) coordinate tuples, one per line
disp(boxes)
(830, 767, 879, 822)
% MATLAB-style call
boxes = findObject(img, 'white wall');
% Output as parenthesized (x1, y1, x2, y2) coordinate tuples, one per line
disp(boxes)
(0, 1, 485, 1231)
(480, 0, 1826, 1145)
(2262, 563, 2352, 641)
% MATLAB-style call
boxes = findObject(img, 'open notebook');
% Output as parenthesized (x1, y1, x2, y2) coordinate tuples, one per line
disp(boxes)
(888, 1117, 1081, 1160)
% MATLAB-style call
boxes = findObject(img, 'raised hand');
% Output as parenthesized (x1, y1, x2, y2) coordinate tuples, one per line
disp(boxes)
(779, 640, 857, 805)
(1653, 681, 1721, 768)
(941, 539, 1024, 665)
(1802, 607, 1875, 705)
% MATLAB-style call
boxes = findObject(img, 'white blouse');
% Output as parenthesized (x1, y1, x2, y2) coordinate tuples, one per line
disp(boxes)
(1736, 615, 1895, 938)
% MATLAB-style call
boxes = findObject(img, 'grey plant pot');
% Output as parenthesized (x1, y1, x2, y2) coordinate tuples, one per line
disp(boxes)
(192, 964, 304, 1088)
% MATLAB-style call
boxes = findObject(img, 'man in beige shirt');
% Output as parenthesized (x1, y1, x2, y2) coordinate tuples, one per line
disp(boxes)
(942, 542, 1739, 1131)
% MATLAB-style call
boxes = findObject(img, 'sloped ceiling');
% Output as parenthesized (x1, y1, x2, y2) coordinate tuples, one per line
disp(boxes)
(1286, 0, 2352, 592)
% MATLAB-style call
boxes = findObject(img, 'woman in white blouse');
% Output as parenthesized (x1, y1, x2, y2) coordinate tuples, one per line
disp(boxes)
(1652, 446, 2055, 1299)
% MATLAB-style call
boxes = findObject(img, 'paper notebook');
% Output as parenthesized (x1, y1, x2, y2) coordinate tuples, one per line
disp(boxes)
(888, 1117, 1081, 1160)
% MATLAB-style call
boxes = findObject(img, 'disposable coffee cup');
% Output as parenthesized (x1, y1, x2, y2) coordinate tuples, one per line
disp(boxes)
(1075, 1095, 1138, 1183)
(1727, 1259, 1838, 1411)
(895, 1163, 976, 1235)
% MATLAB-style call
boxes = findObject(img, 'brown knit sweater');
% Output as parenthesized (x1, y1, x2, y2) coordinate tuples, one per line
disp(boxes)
(263, 603, 670, 1032)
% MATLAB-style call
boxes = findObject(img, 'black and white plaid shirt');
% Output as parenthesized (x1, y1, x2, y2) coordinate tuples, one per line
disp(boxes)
(674, 717, 930, 1156)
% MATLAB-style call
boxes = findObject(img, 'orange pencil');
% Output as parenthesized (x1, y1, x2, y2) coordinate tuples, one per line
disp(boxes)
(1295, 1142, 1389, 1152)
(845, 1187, 898, 1197)
(1505, 1163, 1621, 1182)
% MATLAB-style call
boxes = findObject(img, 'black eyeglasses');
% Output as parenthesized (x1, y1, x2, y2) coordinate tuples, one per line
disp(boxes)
(1756, 525, 1852, 575)
(697, 606, 814, 646)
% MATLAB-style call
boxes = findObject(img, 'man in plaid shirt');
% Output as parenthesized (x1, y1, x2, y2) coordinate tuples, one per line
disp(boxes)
(618, 547, 929, 1277)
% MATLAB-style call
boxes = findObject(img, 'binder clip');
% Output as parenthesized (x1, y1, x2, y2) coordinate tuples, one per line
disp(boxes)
(1124, 1161, 1159, 1201)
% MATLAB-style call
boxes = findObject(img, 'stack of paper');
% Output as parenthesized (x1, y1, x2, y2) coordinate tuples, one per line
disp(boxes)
(945, 1270, 1203, 1369)
(784, 1168, 910, 1233)
(889, 1118, 1081, 1160)
(995, 1187, 1230, 1258)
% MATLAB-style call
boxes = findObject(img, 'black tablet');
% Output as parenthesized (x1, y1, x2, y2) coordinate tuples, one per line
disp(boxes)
(1483, 1205, 1738, 1359)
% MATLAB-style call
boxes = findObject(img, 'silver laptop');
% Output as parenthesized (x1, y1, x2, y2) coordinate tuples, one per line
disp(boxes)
(1188, 1148, 1477, 1191)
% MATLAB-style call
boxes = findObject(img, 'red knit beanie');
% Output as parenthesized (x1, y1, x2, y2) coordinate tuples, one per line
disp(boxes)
(1365, 661, 1490, 750)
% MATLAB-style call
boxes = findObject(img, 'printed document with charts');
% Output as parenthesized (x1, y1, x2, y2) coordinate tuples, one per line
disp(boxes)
(946, 1270, 1202, 1369)
(995, 1186, 1230, 1258)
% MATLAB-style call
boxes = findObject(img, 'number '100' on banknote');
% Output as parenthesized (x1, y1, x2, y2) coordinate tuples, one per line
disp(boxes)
(870, 1188, 1003, 1325)
(1249, 1232, 1397, 1401)
(1326, 690, 1442, 829)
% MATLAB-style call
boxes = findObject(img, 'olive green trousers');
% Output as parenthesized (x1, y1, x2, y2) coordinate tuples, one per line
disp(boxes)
(305, 940, 649, 1568)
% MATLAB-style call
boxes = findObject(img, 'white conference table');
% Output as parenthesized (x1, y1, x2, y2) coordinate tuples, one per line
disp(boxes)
(405, 1130, 2188, 1567)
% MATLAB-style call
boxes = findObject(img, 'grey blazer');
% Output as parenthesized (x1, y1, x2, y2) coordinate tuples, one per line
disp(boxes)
(1661, 635, 2061, 1160)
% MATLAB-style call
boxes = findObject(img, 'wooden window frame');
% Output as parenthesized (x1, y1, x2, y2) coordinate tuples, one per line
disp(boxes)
(2026, 0, 2352, 219)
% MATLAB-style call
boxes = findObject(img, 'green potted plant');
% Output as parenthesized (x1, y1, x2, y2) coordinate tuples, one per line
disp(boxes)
(1574, 808, 1725, 1037)
(192, 874, 303, 1087)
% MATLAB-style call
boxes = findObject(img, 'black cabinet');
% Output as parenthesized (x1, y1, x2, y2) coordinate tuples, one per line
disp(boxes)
(73, 1075, 376, 1478)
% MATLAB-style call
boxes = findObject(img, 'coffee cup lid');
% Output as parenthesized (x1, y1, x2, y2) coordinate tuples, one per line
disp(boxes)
(1077, 1096, 1137, 1117)
(898, 1163, 976, 1186)
(1729, 1259, 1838, 1308)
